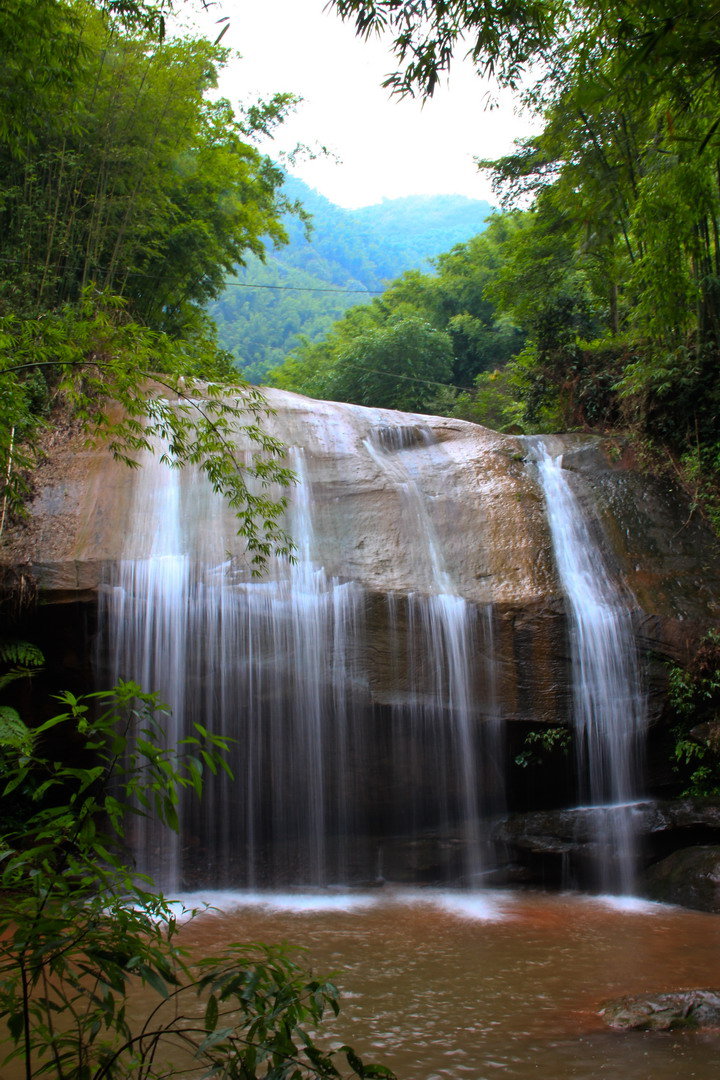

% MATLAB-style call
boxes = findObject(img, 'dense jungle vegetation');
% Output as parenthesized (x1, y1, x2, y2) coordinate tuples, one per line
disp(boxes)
(0, 6, 398, 1075)
(2, 1, 720, 1074)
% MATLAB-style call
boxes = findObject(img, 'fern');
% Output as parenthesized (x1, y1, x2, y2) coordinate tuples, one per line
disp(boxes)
(0, 640, 44, 668)
(0, 640, 44, 691)
(0, 706, 34, 755)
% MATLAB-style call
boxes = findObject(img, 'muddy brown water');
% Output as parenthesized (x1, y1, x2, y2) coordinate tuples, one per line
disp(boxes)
(158, 888, 720, 1080)
(9, 889, 720, 1079)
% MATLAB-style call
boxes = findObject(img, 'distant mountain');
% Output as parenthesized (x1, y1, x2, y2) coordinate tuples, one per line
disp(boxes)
(210, 175, 494, 383)
(353, 192, 497, 270)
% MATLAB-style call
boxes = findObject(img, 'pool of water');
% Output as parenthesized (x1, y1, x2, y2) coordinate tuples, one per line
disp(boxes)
(165, 888, 720, 1080)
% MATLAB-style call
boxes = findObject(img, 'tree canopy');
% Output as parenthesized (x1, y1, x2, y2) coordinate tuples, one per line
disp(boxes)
(270, 213, 525, 413)
(209, 179, 493, 385)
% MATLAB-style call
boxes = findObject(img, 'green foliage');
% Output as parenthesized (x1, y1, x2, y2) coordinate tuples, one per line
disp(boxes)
(211, 253, 370, 386)
(0, 681, 394, 1080)
(423, 368, 524, 431)
(677, 442, 720, 536)
(326, 1, 720, 472)
(0, 0, 302, 552)
(319, 314, 454, 412)
(0, 640, 43, 760)
(319, 0, 720, 472)
(667, 631, 720, 797)
(330, 0, 563, 98)
(0, 640, 44, 690)
(0, 0, 294, 329)
(515, 725, 572, 768)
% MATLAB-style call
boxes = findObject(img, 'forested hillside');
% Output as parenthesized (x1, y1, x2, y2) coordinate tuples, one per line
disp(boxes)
(209, 177, 493, 382)
(271, 213, 524, 410)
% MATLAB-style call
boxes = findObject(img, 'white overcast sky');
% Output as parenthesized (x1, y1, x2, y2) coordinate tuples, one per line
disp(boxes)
(180, 0, 538, 209)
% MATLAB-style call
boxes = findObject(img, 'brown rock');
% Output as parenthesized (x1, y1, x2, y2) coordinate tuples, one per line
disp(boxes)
(642, 844, 720, 912)
(1, 389, 719, 722)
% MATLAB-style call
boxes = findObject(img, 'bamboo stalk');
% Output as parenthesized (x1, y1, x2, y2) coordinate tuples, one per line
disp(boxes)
(0, 427, 16, 537)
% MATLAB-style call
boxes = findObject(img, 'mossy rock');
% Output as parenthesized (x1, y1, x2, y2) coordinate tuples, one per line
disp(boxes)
(600, 990, 720, 1031)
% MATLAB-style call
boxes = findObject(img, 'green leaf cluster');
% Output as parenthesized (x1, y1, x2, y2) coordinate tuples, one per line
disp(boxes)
(515, 725, 572, 769)
(0, 0, 293, 330)
(667, 631, 720, 797)
(325, 0, 720, 519)
(209, 180, 494, 386)
(468, 1, 720, 484)
(0, 294, 295, 563)
(0, 0, 301, 558)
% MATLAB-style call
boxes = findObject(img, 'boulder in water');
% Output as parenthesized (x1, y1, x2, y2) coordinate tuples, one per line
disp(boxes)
(600, 990, 720, 1030)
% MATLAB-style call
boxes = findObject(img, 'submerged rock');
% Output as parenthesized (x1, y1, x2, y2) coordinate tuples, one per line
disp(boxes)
(642, 845, 720, 912)
(600, 990, 720, 1031)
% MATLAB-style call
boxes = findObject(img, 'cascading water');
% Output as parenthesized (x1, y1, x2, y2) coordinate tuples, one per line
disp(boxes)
(102, 444, 368, 890)
(99, 411, 504, 892)
(102, 451, 187, 892)
(364, 423, 502, 883)
(528, 439, 646, 894)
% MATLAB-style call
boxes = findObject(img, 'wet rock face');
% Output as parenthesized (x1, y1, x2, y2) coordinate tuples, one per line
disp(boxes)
(5, 392, 719, 622)
(545, 436, 720, 626)
(3, 392, 720, 887)
(642, 844, 720, 912)
(1, 390, 718, 731)
(600, 990, 720, 1031)
(493, 800, 720, 895)
(1, 391, 555, 608)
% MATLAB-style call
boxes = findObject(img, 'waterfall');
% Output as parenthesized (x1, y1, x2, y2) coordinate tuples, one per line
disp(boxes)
(364, 425, 502, 883)
(101, 445, 369, 890)
(529, 439, 646, 894)
(99, 416, 503, 892)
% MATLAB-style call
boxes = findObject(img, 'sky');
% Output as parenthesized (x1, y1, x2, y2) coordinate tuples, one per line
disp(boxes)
(181, 0, 539, 209)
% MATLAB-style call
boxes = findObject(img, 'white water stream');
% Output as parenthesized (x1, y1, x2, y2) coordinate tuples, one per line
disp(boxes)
(529, 440, 646, 893)
(364, 423, 501, 883)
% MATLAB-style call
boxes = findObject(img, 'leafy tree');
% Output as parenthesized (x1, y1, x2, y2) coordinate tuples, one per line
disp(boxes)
(0, 1, 296, 332)
(0, 294, 296, 563)
(428, 215, 526, 382)
(326, 1, 720, 439)
(209, 177, 493, 384)
(319, 313, 454, 412)
(329, 0, 564, 98)
(270, 214, 524, 412)
(668, 631, 720, 797)
(0, 678, 395, 1080)
(329, 0, 720, 122)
